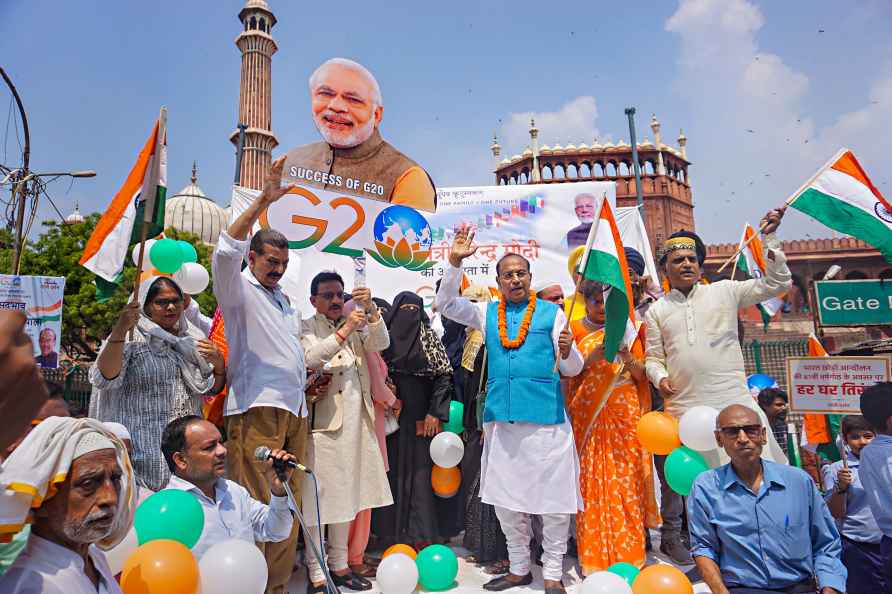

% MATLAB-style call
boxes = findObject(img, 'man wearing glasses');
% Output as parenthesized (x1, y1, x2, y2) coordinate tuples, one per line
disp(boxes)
(688, 404, 846, 594)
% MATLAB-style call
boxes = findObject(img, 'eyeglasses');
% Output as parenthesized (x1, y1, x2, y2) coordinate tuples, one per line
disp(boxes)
(718, 424, 763, 438)
(499, 270, 529, 281)
(316, 291, 344, 300)
(151, 297, 183, 308)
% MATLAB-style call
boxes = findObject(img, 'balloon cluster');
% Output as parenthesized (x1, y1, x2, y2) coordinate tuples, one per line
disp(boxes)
(377, 543, 459, 594)
(429, 401, 464, 498)
(103, 490, 268, 594)
(636, 406, 717, 496)
(132, 238, 210, 295)
(747, 373, 778, 398)
(582, 563, 693, 594)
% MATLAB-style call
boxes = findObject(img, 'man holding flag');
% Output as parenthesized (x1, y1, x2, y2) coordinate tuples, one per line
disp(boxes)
(644, 209, 792, 469)
(436, 225, 583, 594)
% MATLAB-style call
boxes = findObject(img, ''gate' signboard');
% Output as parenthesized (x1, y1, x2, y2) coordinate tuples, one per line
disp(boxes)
(814, 280, 892, 326)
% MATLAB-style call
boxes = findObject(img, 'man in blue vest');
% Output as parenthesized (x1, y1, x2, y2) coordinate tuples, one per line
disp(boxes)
(437, 225, 583, 594)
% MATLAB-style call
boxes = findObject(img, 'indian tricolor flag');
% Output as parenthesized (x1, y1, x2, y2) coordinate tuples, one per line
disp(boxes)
(801, 333, 843, 461)
(789, 148, 892, 262)
(578, 197, 635, 361)
(80, 110, 168, 300)
(735, 222, 785, 327)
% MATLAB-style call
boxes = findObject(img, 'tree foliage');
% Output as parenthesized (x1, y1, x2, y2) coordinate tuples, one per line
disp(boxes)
(1, 216, 217, 360)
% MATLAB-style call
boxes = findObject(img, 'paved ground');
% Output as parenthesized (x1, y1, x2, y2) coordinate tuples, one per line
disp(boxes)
(288, 530, 713, 593)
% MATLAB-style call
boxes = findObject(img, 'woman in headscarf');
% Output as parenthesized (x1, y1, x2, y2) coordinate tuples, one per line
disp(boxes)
(566, 280, 659, 575)
(89, 276, 225, 490)
(372, 291, 452, 550)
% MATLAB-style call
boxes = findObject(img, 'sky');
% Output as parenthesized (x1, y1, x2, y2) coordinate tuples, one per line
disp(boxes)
(2, 0, 892, 244)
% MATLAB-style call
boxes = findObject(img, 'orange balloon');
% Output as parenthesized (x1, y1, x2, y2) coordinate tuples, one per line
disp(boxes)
(121, 539, 199, 594)
(383, 543, 418, 560)
(139, 268, 170, 285)
(431, 465, 461, 498)
(631, 564, 693, 594)
(637, 411, 681, 455)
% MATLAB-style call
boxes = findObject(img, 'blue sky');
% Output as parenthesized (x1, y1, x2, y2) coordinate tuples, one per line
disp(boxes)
(2, 0, 891, 243)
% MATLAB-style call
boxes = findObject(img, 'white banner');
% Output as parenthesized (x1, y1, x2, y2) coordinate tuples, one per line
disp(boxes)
(786, 355, 890, 414)
(231, 181, 659, 317)
(0, 275, 66, 368)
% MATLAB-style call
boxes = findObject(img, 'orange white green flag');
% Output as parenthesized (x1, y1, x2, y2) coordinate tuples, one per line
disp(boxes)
(79, 111, 167, 300)
(788, 148, 892, 262)
(735, 222, 785, 327)
(577, 197, 635, 361)
(801, 333, 843, 461)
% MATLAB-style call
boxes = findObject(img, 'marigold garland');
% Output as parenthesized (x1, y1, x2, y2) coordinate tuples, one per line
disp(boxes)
(498, 292, 537, 349)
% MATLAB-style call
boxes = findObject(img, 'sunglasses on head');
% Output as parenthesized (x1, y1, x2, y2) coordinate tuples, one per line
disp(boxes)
(717, 424, 763, 438)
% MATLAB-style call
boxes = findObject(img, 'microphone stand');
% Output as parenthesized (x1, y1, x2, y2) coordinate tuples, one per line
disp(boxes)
(274, 465, 338, 594)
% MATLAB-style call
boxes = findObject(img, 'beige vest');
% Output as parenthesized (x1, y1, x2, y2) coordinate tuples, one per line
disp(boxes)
(283, 129, 428, 202)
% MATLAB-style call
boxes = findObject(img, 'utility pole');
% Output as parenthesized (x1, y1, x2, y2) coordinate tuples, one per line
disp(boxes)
(1, 67, 32, 274)
(625, 107, 645, 209)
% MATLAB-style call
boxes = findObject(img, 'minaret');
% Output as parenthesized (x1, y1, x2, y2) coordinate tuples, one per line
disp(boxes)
(490, 133, 501, 174)
(677, 129, 688, 183)
(230, 0, 279, 190)
(650, 114, 666, 175)
(529, 118, 541, 182)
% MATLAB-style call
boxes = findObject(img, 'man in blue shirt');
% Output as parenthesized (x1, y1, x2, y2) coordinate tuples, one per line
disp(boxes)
(688, 404, 846, 594)
(821, 415, 885, 594)
(858, 382, 892, 589)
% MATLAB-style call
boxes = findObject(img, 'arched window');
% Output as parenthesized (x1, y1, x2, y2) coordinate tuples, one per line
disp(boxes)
(679, 169, 686, 183)
(259, 18, 266, 31)
(593, 162, 604, 177)
(250, 16, 257, 29)
(542, 165, 553, 181)
(579, 163, 591, 178)
(554, 164, 566, 179)
(606, 162, 617, 177)
(619, 162, 630, 177)
(644, 161, 655, 175)
(567, 163, 578, 178)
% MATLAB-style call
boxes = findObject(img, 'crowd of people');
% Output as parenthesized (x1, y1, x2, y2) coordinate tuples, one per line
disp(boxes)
(0, 159, 890, 594)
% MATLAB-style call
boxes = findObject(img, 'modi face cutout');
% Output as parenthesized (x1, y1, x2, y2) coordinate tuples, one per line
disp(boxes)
(309, 58, 383, 149)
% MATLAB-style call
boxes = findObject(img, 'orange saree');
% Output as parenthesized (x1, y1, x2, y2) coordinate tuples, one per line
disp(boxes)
(567, 319, 659, 574)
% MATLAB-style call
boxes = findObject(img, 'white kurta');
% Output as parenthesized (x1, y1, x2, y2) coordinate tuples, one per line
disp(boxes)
(436, 264, 585, 515)
(301, 365, 393, 525)
(0, 534, 122, 594)
(644, 233, 793, 464)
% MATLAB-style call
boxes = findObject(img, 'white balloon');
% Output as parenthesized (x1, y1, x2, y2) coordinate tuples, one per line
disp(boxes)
(679, 405, 720, 451)
(174, 262, 210, 295)
(376, 552, 419, 594)
(102, 526, 138, 575)
(580, 571, 633, 594)
(429, 431, 464, 468)
(199, 538, 268, 594)
(131, 240, 156, 267)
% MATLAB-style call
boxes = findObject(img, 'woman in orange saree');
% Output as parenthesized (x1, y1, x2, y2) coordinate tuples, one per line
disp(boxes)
(567, 280, 659, 575)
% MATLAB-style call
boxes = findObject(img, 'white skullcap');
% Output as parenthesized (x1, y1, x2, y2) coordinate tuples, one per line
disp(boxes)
(73, 431, 116, 459)
(532, 280, 562, 294)
(102, 422, 132, 442)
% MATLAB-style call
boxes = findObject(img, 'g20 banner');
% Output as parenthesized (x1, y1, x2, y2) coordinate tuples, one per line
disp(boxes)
(0, 274, 66, 368)
(231, 181, 658, 317)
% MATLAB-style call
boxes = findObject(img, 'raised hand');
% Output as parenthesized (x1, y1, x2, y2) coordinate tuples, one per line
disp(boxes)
(448, 224, 478, 267)
(196, 339, 225, 370)
(262, 447, 298, 496)
(760, 207, 785, 235)
(111, 301, 140, 340)
(342, 308, 368, 336)
(259, 155, 296, 205)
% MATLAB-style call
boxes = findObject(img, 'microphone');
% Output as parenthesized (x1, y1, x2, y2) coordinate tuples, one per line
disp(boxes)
(254, 446, 312, 474)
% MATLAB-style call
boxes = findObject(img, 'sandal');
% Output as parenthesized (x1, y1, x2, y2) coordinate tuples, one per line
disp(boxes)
(484, 560, 511, 575)
(331, 571, 372, 591)
(362, 555, 381, 568)
(348, 564, 376, 578)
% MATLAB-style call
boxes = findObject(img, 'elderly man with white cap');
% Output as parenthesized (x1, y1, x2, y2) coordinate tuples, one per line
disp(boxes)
(0, 416, 135, 593)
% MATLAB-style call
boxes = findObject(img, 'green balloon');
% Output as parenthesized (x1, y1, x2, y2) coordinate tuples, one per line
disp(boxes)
(665, 445, 710, 496)
(134, 490, 204, 549)
(606, 562, 640, 586)
(178, 240, 198, 264)
(444, 401, 464, 434)
(416, 544, 458, 591)
(149, 238, 184, 274)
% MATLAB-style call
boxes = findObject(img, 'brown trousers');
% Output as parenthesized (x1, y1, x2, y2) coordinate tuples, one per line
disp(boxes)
(225, 406, 308, 594)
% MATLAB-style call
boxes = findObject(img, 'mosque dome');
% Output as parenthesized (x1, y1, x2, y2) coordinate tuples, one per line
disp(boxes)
(64, 202, 85, 225)
(164, 162, 227, 245)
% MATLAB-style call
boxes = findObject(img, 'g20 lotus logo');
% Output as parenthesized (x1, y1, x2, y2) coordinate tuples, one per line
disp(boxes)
(366, 205, 436, 271)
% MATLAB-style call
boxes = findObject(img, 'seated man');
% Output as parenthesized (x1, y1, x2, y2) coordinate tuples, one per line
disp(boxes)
(688, 404, 846, 594)
(0, 416, 135, 594)
(161, 416, 297, 560)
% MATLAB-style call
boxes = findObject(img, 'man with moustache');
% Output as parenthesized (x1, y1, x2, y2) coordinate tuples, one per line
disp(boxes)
(0, 417, 135, 594)
(300, 272, 392, 593)
(162, 416, 297, 560)
(35, 327, 59, 368)
(688, 404, 845, 594)
(212, 156, 307, 593)
(437, 225, 583, 594)
(283, 58, 436, 212)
